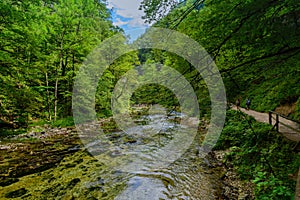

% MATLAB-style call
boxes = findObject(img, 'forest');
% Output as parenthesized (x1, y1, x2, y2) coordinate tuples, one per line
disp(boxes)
(0, 0, 300, 199)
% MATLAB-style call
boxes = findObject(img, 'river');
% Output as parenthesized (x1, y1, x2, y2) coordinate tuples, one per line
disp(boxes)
(0, 108, 225, 199)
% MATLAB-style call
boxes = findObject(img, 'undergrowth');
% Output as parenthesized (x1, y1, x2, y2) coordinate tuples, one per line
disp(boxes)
(51, 117, 75, 127)
(214, 110, 300, 199)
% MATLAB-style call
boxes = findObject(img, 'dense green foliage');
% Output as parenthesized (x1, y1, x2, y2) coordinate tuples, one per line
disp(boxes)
(140, 0, 300, 119)
(215, 110, 299, 199)
(131, 84, 179, 107)
(1, 0, 299, 125)
(0, 0, 129, 124)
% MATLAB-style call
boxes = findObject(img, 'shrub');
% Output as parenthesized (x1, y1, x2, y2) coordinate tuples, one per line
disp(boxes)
(214, 110, 299, 199)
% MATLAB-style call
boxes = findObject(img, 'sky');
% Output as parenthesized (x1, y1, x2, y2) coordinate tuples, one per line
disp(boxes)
(107, 0, 149, 41)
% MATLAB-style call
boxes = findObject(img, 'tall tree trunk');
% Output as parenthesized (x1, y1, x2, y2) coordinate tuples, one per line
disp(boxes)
(54, 27, 65, 121)
(54, 77, 58, 121)
(45, 71, 52, 121)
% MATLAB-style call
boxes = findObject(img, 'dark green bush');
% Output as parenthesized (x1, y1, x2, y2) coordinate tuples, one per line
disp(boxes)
(51, 117, 75, 128)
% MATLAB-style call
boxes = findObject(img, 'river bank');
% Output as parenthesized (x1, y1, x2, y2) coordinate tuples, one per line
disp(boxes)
(209, 150, 255, 199)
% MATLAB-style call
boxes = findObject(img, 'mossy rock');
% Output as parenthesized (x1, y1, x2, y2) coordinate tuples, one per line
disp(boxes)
(67, 178, 81, 189)
(5, 188, 27, 198)
(64, 163, 77, 169)
(122, 136, 137, 144)
(0, 177, 19, 187)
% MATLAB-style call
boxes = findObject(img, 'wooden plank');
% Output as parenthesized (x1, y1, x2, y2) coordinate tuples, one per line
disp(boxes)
(279, 121, 300, 134)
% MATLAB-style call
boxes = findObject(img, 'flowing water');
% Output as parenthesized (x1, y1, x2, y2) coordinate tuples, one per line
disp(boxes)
(0, 108, 223, 199)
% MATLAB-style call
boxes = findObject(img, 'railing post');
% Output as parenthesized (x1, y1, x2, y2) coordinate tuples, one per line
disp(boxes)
(269, 111, 272, 125)
(276, 114, 279, 132)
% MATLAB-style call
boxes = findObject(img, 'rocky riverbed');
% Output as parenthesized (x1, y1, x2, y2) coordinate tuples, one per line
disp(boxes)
(0, 114, 254, 199)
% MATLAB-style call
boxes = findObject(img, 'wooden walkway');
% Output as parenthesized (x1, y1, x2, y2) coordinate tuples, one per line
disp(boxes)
(232, 106, 300, 199)
(232, 106, 300, 141)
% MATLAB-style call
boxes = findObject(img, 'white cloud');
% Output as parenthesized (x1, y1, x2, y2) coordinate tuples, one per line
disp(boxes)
(107, 0, 148, 28)
(113, 18, 129, 26)
(107, 0, 142, 12)
(128, 18, 145, 27)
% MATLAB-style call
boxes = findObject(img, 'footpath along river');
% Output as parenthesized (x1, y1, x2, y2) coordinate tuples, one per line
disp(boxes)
(0, 107, 251, 199)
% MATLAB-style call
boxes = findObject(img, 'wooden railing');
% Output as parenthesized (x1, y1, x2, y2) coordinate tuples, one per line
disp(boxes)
(268, 111, 300, 200)
(268, 111, 300, 134)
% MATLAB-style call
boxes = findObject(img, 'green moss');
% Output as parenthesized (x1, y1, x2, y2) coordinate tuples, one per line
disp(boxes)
(0, 149, 129, 199)
(4, 188, 27, 198)
(0, 178, 19, 187)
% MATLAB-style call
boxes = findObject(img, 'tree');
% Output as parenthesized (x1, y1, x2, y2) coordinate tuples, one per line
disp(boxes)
(139, 0, 300, 116)
(0, 0, 118, 122)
